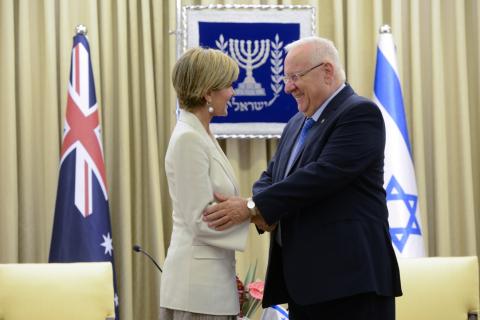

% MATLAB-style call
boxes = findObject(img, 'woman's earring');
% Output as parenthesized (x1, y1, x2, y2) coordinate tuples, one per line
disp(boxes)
(207, 102, 214, 114)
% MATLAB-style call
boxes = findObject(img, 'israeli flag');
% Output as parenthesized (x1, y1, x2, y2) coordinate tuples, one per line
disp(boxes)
(261, 305, 289, 320)
(373, 26, 425, 257)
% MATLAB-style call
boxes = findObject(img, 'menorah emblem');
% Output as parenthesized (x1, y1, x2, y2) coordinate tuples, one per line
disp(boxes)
(229, 39, 270, 96)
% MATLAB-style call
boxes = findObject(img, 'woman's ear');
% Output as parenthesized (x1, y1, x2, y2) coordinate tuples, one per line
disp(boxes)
(204, 91, 212, 104)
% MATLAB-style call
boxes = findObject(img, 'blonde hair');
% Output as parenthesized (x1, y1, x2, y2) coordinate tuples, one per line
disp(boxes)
(172, 47, 239, 110)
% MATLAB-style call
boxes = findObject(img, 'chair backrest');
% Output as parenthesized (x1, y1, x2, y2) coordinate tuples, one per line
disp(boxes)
(0, 262, 115, 320)
(397, 256, 479, 320)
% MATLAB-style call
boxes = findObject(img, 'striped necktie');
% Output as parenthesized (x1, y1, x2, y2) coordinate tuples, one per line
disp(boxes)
(285, 117, 315, 175)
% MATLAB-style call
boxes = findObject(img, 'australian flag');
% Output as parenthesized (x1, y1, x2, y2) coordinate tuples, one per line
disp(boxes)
(49, 31, 120, 317)
(373, 25, 425, 257)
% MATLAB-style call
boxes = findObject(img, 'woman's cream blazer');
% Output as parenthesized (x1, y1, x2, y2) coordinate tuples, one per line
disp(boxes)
(160, 109, 249, 315)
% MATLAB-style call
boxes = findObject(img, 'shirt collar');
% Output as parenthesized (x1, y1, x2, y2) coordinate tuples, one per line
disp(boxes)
(310, 83, 346, 122)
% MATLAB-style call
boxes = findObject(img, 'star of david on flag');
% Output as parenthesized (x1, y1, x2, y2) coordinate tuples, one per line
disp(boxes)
(373, 26, 425, 257)
(49, 30, 120, 318)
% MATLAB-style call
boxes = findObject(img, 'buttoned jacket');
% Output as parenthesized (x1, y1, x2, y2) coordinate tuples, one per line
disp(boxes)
(160, 109, 249, 315)
(253, 85, 402, 307)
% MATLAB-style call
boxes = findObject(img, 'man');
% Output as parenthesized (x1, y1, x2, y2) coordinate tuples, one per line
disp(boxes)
(203, 36, 402, 320)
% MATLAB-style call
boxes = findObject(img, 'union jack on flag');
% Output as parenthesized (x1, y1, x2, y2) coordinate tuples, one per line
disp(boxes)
(49, 32, 120, 318)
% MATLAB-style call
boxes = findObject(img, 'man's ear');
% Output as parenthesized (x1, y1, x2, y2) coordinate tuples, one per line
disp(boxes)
(323, 62, 335, 84)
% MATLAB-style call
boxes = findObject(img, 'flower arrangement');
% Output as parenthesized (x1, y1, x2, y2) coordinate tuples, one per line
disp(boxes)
(236, 262, 265, 319)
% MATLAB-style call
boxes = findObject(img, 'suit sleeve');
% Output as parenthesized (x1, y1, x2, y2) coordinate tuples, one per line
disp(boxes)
(252, 157, 274, 195)
(252, 118, 292, 194)
(168, 131, 249, 251)
(253, 102, 385, 225)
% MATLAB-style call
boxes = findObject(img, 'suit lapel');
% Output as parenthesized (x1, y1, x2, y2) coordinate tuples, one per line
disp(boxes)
(276, 114, 304, 181)
(285, 84, 356, 175)
(178, 110, 240, 195)
(210, 139, 240, 194)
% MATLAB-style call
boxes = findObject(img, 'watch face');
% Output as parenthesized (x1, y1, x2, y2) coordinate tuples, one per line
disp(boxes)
(247, 200, 255, 209)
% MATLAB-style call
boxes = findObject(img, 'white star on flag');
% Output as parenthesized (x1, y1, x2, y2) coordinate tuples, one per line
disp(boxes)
(100, 233, 113, 256)
(114, 293, 119, 307)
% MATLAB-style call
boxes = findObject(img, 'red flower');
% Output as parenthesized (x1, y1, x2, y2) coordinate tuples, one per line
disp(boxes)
(237, 262, 264, 318)
(247, 281, 264, 300)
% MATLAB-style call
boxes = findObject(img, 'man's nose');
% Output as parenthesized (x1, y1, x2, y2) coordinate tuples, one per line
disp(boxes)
(284, 80, 296, 94)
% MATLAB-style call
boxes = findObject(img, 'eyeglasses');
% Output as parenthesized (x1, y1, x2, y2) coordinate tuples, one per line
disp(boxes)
(282, 62, 325, 84)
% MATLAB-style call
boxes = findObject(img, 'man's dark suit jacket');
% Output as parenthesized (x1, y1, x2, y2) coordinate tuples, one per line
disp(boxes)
(252, 84, 402, 308)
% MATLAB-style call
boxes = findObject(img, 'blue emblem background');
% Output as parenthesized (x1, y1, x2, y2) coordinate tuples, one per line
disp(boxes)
(199, 22, 299, 124)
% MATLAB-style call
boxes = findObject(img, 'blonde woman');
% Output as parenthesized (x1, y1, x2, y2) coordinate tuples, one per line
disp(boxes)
(159, 47, 250, 320)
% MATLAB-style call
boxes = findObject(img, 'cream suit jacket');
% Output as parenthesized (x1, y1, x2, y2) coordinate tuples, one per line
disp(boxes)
(160, 110, 249, 315)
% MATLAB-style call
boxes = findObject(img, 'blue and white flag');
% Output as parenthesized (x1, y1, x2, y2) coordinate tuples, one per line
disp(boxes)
(373, 26, 425, 257)
(49, 31, 120, 317)
(261, 305, 289, 320)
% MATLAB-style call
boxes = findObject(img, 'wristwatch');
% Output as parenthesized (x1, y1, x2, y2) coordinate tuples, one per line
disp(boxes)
(246, 197, 258, 217)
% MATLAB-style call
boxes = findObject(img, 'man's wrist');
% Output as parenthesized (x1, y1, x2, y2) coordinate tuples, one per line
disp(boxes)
(246, 197, 259, 218)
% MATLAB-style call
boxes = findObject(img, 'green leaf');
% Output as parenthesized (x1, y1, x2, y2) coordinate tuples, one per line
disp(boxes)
(243, 260, 258, 286)
(245, 298, 262, 317)
(241, 296, 251, 316)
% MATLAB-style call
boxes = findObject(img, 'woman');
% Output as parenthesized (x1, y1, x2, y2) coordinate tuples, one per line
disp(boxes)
(160, 47, 250, 320)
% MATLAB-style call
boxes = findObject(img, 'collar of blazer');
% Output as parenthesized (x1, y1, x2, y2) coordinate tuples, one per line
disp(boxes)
(302, 83, 355, 141)
(178, 109, 240, 195)
(315, 83, 355, 121)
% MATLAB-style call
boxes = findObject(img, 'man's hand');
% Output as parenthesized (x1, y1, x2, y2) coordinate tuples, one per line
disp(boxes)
(203, 193, 251, 231)
(252, 214, 277, 232)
